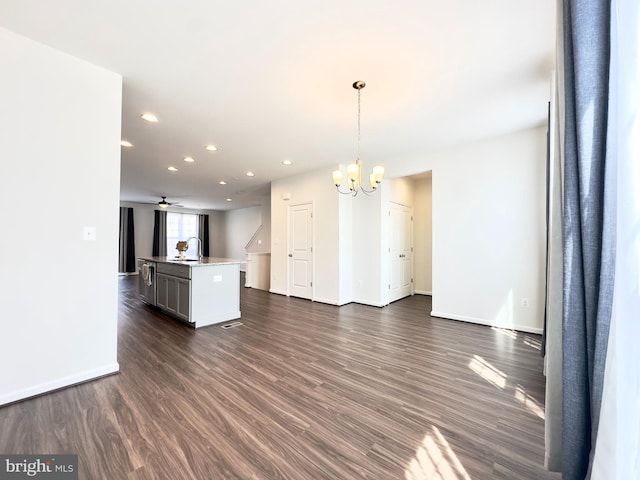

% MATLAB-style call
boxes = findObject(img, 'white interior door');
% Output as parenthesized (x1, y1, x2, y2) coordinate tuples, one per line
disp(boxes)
(389, 202, 413, 303)
(288, 203, 313, 299)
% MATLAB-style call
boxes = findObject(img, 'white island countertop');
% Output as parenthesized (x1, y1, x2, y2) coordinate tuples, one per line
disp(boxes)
(139, 256, 245, 266)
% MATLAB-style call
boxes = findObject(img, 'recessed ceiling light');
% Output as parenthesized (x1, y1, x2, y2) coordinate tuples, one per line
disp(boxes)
(246, 171, 255, 177)
(141, 113, 158, 122)
(184, 156, 195, 163)
(282, 159, 292, 166)
(219, 181, 227, 185)
(226, 198, 232, 202)
(168, 166, 178, 172)
(120, 140, 133, 147)
(205, 145, 218, 152)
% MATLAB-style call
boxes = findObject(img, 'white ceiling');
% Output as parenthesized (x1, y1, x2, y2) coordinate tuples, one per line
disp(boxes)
(1, 0, 555, 210)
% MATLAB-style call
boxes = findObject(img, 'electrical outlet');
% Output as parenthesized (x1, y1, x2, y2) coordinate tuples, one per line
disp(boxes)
(521, 298, 530, 308)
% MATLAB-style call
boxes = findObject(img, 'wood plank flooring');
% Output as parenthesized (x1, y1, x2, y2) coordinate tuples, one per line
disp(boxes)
(0, 276, 561, 479)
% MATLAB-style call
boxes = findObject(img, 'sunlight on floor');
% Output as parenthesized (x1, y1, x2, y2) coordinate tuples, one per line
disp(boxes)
(515, 385, 545, 419)
(491, 326, 518, 339)
(405, 426, 472, 480)
(468, 355, 507, 389)
(468, 354, 546, 420)
(524, 335, 542, 351)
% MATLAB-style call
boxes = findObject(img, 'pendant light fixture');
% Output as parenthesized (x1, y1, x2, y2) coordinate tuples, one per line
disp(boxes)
(332, 80, 384, 195)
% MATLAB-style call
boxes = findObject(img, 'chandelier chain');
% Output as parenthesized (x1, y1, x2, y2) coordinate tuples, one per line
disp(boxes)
(357, 87, 361, 162)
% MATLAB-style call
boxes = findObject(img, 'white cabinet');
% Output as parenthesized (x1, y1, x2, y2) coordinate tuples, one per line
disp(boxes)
(245, 253, 271, 291)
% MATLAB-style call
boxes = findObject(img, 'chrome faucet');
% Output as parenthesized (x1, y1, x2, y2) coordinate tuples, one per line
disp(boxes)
(186, 236, 202, 260)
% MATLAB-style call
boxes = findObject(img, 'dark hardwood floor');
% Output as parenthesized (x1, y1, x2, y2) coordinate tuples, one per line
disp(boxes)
(0, 275, 560, 479)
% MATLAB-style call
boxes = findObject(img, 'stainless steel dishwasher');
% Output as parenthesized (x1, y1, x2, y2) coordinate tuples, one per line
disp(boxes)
(137, 259, 156, 306)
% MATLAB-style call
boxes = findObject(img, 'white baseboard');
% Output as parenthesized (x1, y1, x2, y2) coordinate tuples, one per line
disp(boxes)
(430, 311, 543, 335)
(413, 290, 432, 296)
(352, 298, 385, 307)
(269, 288, 288, 296)
(312, 297, 341, 306)
(0, 363, 120, 407)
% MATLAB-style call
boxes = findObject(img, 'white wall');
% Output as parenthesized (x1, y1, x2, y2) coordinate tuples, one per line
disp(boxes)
(413, 174, 433, 295)
(223, 199, 270, 262)
(119, 202, 225, 260)
(271, 169, 418, 308)
(431, 127, 547, 333)
(351, 191, 383, 305)
(0, 28, 122, 405)
(270, 127, 545, 333)
(271, 168, 343, 303)
(337, 192, 354, 305)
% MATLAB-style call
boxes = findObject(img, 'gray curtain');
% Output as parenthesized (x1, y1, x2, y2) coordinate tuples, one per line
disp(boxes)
(198, 214, 210, 257)
(118, 207, 136, 273)
(561, 1, 616, 479)
(152, 210, 167, 257)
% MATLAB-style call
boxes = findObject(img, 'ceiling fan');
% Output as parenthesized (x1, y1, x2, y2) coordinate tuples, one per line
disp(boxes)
(157, 196, 183, 209)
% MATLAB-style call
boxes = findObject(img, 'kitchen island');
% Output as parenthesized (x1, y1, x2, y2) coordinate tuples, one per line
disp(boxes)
(138, 256, 244, 328)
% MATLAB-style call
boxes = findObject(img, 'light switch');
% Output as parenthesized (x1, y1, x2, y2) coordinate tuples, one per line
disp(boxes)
(213, 275, 222, 282)
(83, 226, 97, 241)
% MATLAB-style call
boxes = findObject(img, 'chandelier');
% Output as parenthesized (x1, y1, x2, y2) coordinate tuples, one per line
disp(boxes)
(332, 81, 384, 196)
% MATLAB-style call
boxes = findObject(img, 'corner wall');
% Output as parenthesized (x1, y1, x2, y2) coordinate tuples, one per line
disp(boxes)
(271, 169, 343, 303)
(0, 28, 122, 404)
(413, 174, 433, 295)
(431, 127, 547, 333)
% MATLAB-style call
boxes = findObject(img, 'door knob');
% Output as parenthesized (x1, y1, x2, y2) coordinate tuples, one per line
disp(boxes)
(288, 254, 293, 257)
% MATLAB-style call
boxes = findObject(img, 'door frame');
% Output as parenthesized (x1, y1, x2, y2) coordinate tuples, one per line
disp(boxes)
(286, 201, 315, 299)
(386, 201, 414, 305)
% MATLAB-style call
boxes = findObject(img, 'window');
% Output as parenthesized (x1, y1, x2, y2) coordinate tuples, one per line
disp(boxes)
(167, 212, 199, 257)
